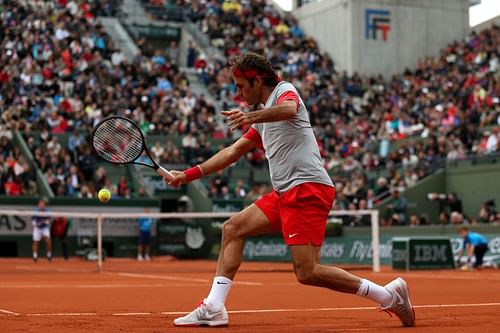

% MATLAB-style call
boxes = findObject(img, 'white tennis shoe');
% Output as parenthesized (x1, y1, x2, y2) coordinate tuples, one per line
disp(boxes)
(173, 299, 228, 327)
(381, 277, 416, 327)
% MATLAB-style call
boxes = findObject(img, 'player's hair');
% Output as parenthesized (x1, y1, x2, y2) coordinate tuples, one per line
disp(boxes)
(229, 52, 280, 87)
(458, 226, 469, 232)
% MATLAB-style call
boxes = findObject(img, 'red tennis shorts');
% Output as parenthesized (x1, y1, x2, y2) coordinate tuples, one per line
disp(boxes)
(255, 182, 335, 246)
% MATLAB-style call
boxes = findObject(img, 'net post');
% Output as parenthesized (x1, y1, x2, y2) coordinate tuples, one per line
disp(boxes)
(97, 214, 103, 272)
(371, 210, 380, 272)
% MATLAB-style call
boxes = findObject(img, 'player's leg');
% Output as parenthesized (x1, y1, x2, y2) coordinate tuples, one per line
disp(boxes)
(32, 228, 41, 262)
(473, 244, 488, 268)
(173, 201, 278, 327)
(215, 203, 276, 279)
(137, 232, 144, 261)
(137, 244, 143, 261)
(43, 232, 52, 261)
(290, 244, 362, 292)
(61, 237, 68, 260)
(290, 245, 414, 326)
(284, 183, 415, 326)
(144, 231, 152, 260)
(144, 241, 151, 261)
(290, 245, 396, 305)
(32, 240, 39, 262)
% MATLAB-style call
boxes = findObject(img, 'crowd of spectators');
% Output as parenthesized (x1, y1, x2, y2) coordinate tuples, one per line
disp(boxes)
(0, 126, 37, 196)
(1, 0, 499, 227)
(0, 0, 220, 198)
(170, 0, 500, 222)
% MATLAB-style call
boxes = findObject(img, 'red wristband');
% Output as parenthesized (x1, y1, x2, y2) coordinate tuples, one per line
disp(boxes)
(184, 165, 203, 182)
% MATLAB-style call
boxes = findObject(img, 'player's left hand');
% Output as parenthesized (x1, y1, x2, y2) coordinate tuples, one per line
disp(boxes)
(222, 109, 249, 131)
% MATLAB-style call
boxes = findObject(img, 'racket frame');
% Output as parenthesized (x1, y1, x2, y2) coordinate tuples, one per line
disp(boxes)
(91, 116, 174, 181)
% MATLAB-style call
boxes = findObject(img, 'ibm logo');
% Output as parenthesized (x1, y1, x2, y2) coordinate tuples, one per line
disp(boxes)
(365, 9, 391, 41)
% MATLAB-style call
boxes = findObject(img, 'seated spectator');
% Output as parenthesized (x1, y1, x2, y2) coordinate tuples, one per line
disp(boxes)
(67, 129, 85, 161)
(95, 167, 108, 189)
(219, 186, 232, 200)
(233, 179, 247, 198)
(117, 176, 130, 197)
(439, 212, 450, 225)
(428, 192, 463, 215)
(4, 175, 23, 196)
(78, 184, 94, 199)
(374, 177, 390, 200)
(451, 211, 469, 225)
(478, 200, 498, 223)
(78, 146, 97, 183)
(385, 189, 407, 226)
(151, 141, 165, 161)
(409, 215, 420, 228)
(211, 170, 228, 194)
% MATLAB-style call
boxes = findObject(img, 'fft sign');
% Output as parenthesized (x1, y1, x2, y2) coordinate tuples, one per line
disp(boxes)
(365, 9, 391, 41)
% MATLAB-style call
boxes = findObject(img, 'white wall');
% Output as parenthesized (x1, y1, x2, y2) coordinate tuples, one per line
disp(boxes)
(294, 0, 354, 72)
(294, 0, 469, 77)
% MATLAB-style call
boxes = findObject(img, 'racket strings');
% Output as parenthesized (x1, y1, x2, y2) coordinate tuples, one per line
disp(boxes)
(93, 118, 144, 163)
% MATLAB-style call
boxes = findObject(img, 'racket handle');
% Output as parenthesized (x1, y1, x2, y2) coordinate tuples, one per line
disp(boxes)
(157, 166, 174, 181)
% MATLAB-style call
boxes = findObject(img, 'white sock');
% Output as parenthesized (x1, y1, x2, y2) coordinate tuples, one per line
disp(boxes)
(47, 251, 52, 258)
(206, 276, 232, 310)
(33, 252, 38, 259)
(356, 279, 393, 306)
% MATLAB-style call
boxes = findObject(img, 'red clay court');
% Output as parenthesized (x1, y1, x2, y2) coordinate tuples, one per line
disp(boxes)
(1, 258, 500, 333)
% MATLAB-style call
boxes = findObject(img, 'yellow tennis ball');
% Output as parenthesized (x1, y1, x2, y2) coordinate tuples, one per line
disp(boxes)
(98, 188, 111, 203)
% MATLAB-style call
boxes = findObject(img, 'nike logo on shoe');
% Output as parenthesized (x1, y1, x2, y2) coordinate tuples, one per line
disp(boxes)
(288, 233, 299, 238)
(365, 285, 370, 296)
(216, 281, 228, 284)
(173, 299, 229, 327)
(395, 288, 405, 305)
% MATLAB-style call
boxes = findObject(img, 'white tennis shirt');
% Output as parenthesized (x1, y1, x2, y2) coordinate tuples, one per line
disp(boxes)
(248, 81, 334, 193)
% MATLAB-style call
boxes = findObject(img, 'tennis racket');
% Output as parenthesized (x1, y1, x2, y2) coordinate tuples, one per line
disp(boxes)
(91, 116, 174, 181)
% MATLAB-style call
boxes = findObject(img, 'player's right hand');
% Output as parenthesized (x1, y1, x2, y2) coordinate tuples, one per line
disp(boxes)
(165, 170, 187, 188)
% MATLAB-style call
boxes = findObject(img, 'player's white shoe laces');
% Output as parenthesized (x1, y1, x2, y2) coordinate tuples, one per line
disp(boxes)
(173, 298, 228, 327)
(380, 277, 416, 327)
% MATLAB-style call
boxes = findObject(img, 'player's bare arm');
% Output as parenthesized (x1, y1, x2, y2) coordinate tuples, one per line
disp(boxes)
(167, 137, 257, 187)
(222, 100, 297, 131)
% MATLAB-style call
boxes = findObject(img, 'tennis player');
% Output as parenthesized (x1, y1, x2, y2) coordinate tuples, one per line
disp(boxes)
(32, 198, 52, 262)
(166, 52, 415, 327)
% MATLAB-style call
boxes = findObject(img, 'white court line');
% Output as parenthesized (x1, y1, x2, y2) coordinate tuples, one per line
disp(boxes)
(161, 301, 500, 315)
(27, 313, 97, 316)
(415, 302, 500, 308)
(0, 283, 205, 289)
(0, 308, 19, 315)
(233, 281, 263, 286)
(14, 266, 94, 273)
(376, 272, 500, 281)
(10, 302, 500, 317)
(105, 272, 209, 283)
(292, 326, 369, 331)
(13, 264, 500, 282)
(105, 272, 263, 285)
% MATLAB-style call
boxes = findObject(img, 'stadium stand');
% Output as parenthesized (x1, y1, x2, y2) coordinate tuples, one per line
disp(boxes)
(0, 0, 219, 198)
(140, 1, 499, 215)
(0, 0, 498, 225)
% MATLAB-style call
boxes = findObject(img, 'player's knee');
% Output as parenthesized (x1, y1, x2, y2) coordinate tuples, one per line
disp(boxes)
(222, 216, 243, 240)
(294, 263, 316, 286)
